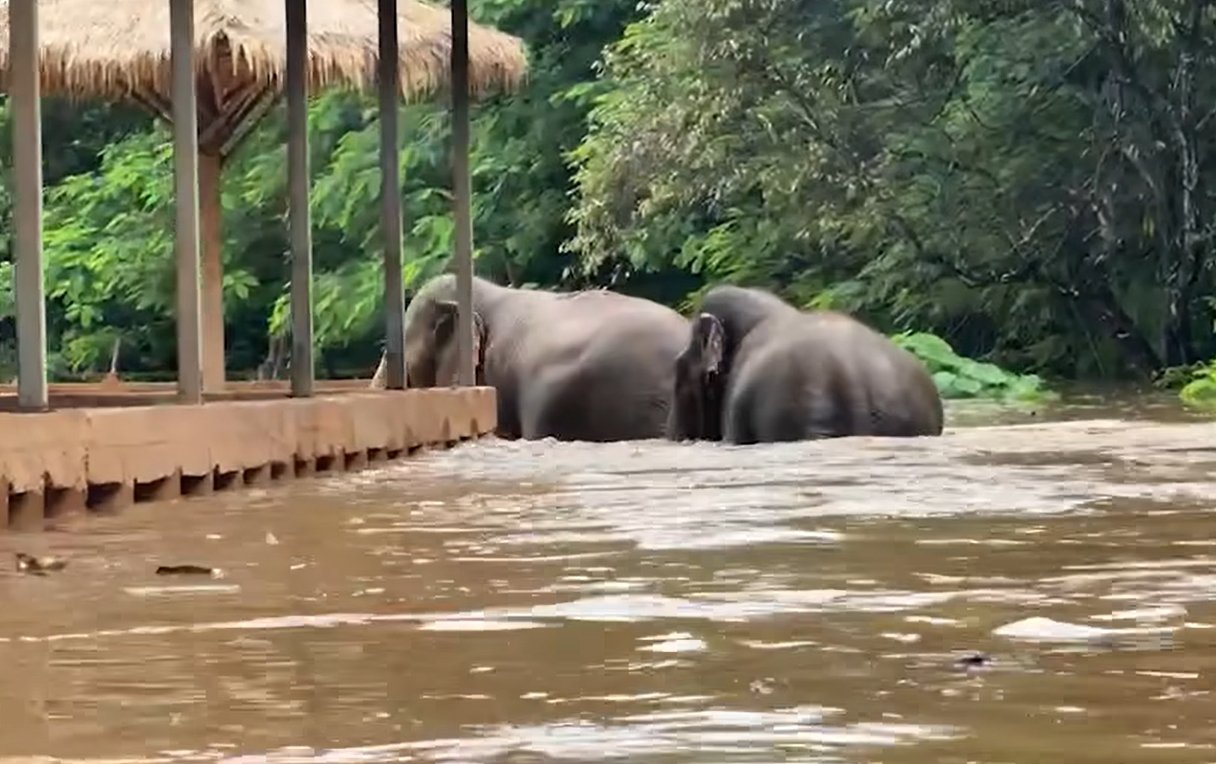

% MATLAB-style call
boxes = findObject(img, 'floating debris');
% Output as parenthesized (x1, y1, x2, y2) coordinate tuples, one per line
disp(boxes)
(15, 553, 66, 575)
(155, 564, 222, 578)
(955, 652, 991, 669)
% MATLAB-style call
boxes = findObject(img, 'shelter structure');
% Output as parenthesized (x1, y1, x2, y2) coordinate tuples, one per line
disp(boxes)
(0, 0, 525, 401)
(0, 0, 523, 530)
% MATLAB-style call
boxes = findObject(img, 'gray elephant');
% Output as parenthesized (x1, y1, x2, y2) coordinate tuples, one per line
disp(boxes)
(374, 274, 690, 442)
(667, 285, 944, 444)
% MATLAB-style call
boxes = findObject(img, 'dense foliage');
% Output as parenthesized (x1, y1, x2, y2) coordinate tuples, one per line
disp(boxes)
(1176, 360, 1216, 407)
(570, 0, 1216, 380)
(0, 0, 645, 380)
(892, 332, 1050, 401)
(1, 0, 1215, 403)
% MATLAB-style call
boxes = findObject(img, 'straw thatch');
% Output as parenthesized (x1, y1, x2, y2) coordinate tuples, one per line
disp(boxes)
(0, 0, 528, 103)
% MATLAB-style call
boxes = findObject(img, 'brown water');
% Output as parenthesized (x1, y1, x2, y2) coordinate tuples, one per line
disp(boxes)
(2, 392, 1216, 763)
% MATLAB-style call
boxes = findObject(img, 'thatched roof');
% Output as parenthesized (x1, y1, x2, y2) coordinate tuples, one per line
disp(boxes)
(0, 0, 528, 103)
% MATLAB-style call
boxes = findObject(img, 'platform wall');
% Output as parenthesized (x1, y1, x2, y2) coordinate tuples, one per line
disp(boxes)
(0, 387, 497, 530)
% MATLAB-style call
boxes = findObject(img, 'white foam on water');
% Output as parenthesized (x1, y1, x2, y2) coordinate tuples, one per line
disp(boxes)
(993, 616, 1176, 643)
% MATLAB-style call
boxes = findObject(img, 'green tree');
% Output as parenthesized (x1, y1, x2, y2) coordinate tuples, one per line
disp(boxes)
(569, 0, 1216, 379)
(5, 0, 642, 380)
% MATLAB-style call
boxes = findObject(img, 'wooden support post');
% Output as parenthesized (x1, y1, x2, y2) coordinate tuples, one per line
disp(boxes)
(379, 0, 406, 390)
(170, 0, 205, 404)
(198, 152, 226, 393)
(10, 0, 48, 410)
(451, 0, 475, 388)
(286, 0, 315, 397)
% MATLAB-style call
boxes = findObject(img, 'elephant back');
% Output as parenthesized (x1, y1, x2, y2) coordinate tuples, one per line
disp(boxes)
(488, 288, 689, 441)
(728, 313, 943, 440)
(799, 314, 943, 436)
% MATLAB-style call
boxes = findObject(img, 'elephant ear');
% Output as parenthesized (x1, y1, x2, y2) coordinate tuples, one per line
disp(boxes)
(692, 313, 726, 378)
(434, 300, 486, 373)
(433, 299, 460, 341)
(472, 311, 487, 384)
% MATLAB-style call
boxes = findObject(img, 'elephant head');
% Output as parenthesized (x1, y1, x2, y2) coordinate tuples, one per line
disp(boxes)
(403, 294, 485, 388)
(669, 313, 727, 441)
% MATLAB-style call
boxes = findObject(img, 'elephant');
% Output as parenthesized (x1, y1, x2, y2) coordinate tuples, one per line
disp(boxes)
(667, 285, 944, 444)
(372, 274, 690, 442)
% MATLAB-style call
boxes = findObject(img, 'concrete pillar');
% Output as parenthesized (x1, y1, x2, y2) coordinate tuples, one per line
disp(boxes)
(10, 0, 48, 410)
(198, 152, 226, 393)
(286, 0, 315, 397)
(379, 0, 406, 390)
(450, 0, 475, 388)
(169, 0, 205, 404)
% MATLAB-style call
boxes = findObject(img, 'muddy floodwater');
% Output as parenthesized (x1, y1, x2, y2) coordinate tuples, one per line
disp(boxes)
(3, 392, 1216, 763)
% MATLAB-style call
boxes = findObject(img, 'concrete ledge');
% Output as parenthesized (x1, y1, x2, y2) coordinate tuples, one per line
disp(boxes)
(0, 387, 497, 531)
(0, 379, 395, 410)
